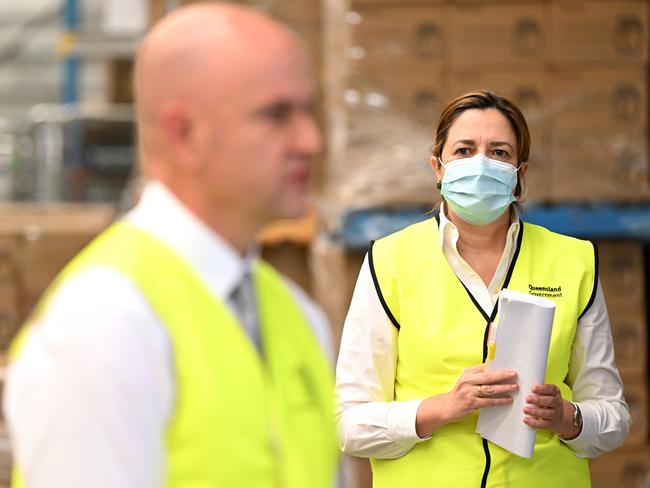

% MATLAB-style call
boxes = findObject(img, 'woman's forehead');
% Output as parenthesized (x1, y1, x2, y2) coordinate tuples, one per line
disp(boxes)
(448, 108, 516, 144)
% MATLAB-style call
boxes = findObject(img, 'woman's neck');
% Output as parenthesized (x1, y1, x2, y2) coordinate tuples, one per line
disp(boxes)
(445, 204, 511, 254)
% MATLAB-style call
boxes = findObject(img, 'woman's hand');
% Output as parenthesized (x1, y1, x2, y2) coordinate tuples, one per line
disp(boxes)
(416, 364, 518, 438)
(523, 384, 580, 439)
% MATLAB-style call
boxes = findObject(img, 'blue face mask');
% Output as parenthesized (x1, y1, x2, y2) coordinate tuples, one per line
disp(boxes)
(439, 153, 519, 226)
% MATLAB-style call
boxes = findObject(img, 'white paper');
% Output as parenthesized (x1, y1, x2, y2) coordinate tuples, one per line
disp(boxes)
(476, 288, 555, 458)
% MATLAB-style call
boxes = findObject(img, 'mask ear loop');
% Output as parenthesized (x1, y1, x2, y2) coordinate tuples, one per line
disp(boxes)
(436, 157, 444, 190)
(514, 160, 526, 202)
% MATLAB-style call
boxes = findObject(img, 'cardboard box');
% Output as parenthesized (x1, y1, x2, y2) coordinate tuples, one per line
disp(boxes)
(243, 0, 321, 23)
(590, 447, 650, 488)
(550, 131, 649, 202)
(623, 378, 648, 447)
(551, 0, 648, 64)
(0, 243, 18, 288)
(321, 66, 444, 213)
(107, 59, 134, 104)
(599, 241, 645, 309)
(549, 68, 647, 135)
(448, 68, 552, 202)
(261, 242, 313, 298)
(347, 4, 450, 67)
(0, 420, 11, 487)
(0, 205, 115, 351)
(0, 305, 18, 353)
(450, 2, 549, 67)
(454, 0, 541, 3)
(309, 237, 365, 355)
(601, 242, 648, 377)
(18, 233, 105, 297)
(609, 312, 647, 377)
(549, 66, 649, 202)
(346, 67, 448, 135)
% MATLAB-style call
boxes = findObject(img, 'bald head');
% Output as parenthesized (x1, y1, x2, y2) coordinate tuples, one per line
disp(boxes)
(135, 3, 307, 168)
(132, 2, 321, 252)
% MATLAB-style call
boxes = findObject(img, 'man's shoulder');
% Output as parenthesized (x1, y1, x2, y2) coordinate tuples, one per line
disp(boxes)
(21, 266, 165, 355)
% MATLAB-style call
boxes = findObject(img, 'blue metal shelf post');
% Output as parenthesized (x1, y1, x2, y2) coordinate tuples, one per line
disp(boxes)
(62, 0, 79, 104)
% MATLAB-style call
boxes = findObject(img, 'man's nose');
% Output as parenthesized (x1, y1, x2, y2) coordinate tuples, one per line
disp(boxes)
(293, 111, 323, 156)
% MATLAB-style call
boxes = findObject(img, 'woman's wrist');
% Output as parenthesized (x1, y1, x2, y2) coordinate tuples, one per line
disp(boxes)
(557, 400, 582, 440)
(415, 394, 453, 439)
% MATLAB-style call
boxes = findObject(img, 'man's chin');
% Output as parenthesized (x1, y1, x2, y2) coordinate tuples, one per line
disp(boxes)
(271, 198, 310, 222)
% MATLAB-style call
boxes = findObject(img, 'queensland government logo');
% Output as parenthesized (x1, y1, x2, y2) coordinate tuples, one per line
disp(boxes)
(528, 284, 562, 298)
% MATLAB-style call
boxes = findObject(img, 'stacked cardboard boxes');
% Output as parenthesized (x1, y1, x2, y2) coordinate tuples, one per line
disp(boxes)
(322, 0, 650, 222)
(321, 1, 445, 227)
(590, 241, 650, 487)
(549, 0, 648, 201)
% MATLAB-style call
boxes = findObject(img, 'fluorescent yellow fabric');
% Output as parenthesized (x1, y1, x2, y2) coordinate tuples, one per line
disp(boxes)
(11, 222, 337, 488)
(369, 217, 595, 488)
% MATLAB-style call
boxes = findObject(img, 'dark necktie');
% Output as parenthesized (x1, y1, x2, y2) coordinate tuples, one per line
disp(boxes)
(229, 271, 261, 350)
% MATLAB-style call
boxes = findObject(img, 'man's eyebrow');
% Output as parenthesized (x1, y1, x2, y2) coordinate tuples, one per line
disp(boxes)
(253, 97, 315, 114)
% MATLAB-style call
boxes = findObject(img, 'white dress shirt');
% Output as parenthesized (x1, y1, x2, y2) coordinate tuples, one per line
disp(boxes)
(4, 181, 334, 488)
(336, 204, 630, 460)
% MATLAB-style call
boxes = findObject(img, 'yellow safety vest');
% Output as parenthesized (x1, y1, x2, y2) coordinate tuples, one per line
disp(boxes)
(10, 222, 337, 488)
(369, 216, 596, 488)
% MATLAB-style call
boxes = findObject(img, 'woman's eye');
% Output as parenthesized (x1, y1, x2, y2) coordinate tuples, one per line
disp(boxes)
(456, 147, 471, 156)
(493, 149, 509, 158)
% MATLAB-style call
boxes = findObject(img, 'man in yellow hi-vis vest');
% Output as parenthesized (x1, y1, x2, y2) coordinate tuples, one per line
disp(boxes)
(4, 4, 337, 487)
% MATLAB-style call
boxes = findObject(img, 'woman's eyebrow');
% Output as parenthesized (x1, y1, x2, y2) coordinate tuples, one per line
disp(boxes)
(453, 139, 477, 146)
(489, 141, 515, 150)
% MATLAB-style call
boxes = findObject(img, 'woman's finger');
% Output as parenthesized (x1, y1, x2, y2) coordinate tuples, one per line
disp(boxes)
(471, 370, 518, 386)
(523, 416, 553, 429)
(478, 383, 519, 397)
(523, 406, 556, 420)
(480, 396, 514, 408)
(532, 384, 560, 396)
(526, 394, 560, 408)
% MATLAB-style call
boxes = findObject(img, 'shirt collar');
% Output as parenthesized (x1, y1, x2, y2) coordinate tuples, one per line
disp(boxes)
(126, 181, 257, 301)
(438, 201, 521, 248)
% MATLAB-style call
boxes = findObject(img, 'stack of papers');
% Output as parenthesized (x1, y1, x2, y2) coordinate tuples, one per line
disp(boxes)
(476, 288, 556, 458)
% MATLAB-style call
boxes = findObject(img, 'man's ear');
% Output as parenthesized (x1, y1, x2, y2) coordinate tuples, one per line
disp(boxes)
(161, 102, 203, 171)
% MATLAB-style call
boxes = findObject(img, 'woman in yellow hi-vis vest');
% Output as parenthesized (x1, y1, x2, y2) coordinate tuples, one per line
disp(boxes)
(336, 90, 630, 487)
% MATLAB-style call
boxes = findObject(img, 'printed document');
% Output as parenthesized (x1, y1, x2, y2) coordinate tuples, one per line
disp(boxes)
(476, 288, 556, 458)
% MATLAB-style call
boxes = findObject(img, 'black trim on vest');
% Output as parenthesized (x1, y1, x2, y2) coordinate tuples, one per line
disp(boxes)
(579, 241, 599, 320)
(479, 222, 524, 487)
(480, 438, 491, 488)
(446, 221, 525, 325)
(368, 240, 401, 331)
(501, 221, 525, 293)
(435, 219, 524, 488)
(458, 280, 491, 323)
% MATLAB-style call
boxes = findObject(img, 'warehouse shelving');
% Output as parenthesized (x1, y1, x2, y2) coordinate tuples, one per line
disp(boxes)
(338, 204, 650, 251)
